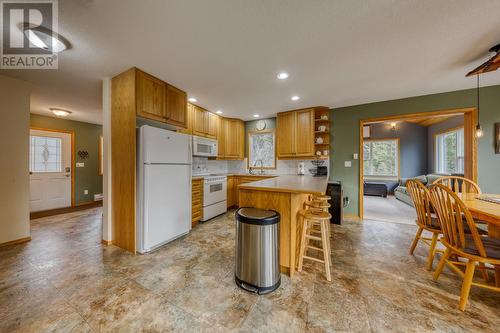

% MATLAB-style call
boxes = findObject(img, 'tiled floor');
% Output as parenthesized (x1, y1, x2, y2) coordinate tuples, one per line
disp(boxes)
(1, 208, 499, 332)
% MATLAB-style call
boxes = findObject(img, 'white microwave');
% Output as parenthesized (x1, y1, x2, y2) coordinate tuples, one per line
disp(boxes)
(192, 136, 218, 157)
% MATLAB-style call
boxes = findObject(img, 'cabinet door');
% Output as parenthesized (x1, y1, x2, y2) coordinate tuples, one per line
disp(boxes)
(224, 119, 244, 159)
(277, 112, 296, 157)
(206, 112, 217, 139)
(165, 84, 187, 128)
(295, 109, 315, 157)
(216, 117, 226, 158)
(236, 120, 245, 159)
(136, 70, 166, 122)
(192, 105, 206, 136)
(178, 102, 193, 135)
(226, 176, 234, 208)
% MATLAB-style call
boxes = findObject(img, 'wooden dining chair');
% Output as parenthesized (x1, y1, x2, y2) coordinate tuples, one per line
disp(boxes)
(432, 176, 481, 195)
(407, 180, 443, 270)
(429, 184, 500, 311)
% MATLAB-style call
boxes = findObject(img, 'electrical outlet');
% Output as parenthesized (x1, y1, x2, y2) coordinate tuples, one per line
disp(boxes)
(344, 161, 352, 168)
(84, 190, 88, 195)
(76, 162, 84, 167)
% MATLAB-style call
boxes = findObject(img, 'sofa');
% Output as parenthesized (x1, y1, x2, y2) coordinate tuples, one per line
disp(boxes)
(394, 174, 449, 206)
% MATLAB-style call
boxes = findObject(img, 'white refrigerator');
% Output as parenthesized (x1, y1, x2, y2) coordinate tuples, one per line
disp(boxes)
(137, 125, 192, 253)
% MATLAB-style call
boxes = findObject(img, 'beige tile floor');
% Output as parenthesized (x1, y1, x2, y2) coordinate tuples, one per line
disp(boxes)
(0, 208, 499, 332)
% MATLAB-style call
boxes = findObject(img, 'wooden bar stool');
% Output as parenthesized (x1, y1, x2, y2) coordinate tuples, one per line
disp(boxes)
(313, 195, 331, 202)
(298, 210, 332, 281)
(304, 200, 332, 244)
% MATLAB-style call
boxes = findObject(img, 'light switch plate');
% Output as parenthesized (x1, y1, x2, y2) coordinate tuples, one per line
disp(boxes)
(84, 190, 88, 195)
(353, 153, 358, 160)
(345, 161, 352, 167)
(76, 162, 84, 167)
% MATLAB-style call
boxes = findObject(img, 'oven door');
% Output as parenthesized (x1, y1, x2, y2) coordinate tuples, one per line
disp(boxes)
(203, 181, 227, 206)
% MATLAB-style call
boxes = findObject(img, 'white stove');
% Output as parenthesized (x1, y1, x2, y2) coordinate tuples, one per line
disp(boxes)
(198, 174, 227, 221)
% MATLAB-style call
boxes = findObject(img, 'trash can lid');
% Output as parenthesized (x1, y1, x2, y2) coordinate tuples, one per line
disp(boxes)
(236, 207, 280, 225)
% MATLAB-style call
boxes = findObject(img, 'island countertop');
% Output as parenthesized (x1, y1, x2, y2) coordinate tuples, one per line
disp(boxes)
(238, 175, 328, 195)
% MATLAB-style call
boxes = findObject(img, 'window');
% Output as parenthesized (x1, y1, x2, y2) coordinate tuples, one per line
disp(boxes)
(30, 135, 62, 173)
(363, 139, 399, 179)
(247, 130, 276, 169)
(435, 127, 464, 174)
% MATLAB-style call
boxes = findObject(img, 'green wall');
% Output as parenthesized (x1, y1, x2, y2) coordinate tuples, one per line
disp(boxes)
(30, 114, 103, 205)
(331, 85, 500, 216)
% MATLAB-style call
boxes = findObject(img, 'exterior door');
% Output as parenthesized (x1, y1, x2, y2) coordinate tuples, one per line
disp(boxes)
(29, 129, 72, 212)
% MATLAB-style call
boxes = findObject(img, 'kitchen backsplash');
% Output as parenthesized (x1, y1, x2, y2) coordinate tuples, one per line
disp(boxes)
(193, 157, 328, 176)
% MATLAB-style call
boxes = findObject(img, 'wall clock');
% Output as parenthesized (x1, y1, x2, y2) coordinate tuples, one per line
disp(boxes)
(255, 120, 266, 131)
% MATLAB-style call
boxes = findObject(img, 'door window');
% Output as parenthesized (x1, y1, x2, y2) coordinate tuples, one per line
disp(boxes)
(30, 135, 63, 173)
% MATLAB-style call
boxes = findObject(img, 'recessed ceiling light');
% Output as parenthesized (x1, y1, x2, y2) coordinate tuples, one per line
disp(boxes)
(22, 23, 70, 53)
(50, 108, 72, 117)
(216, 110, 223, 114)
(277, 72, 289, 80)
(291, 95, 300, 101)
(188, 97, 197, 103)
(253, 114, 260, 118)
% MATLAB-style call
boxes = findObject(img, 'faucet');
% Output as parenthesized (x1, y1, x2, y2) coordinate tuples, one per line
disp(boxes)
(255, 160, 264, 175)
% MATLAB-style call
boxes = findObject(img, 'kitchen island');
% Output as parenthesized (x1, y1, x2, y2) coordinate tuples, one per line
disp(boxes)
(238, 175, 329, 277)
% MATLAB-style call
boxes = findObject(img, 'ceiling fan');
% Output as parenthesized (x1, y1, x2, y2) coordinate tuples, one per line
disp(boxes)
(466, 43, 500, 76)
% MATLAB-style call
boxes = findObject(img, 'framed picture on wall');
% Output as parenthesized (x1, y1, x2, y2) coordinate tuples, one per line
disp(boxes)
(495, 123, 500, 154)
(247, 130, 276, 169)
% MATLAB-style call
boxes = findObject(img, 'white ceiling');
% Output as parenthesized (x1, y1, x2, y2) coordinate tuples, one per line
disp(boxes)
(2, 0, 500, 124)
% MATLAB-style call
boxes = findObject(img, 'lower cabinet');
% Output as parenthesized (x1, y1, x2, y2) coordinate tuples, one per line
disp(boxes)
(192, 178, 203, 227)
(227, 176, 235, 208)
(230, 175, 275, 207)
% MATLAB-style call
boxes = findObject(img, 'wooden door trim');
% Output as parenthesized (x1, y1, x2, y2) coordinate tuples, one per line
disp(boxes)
(30, 126, 75, 207)
(358, 107, 477, 221)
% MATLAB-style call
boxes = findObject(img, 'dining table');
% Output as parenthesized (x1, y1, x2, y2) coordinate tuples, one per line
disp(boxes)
(460, 193, 500, 286)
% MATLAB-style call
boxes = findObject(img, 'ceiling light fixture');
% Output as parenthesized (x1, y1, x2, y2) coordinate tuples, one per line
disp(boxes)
(291, 95, 300, 101)
(50, 108, 72, 117)
(22, 23, 71, 53)
(277, 72, 289, 80)
(475, 75, 484, 139)
(216, 110, 223, 114)
(253, 114, 260, 118)
(188, 97, 197, 103)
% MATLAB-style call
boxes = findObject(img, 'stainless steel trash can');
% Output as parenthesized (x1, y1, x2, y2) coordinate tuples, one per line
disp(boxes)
(235, 207, 280, 294)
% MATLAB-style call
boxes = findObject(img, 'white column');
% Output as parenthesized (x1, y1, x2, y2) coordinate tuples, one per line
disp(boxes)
(102, 78, 113, 242)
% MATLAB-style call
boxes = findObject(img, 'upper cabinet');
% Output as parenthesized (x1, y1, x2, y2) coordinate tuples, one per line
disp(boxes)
(165, 84, 187, 127)
(206, 112, 218, 138)
(216, 116, 226, 158)
(136, 70, 166, 122)
(224, 118, 245, 159)
(134, 68, 187, 128)
(277, 107, 328, 159)
(190, 103, 217, 139)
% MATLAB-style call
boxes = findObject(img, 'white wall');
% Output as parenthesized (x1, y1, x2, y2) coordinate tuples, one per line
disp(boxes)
(102, 78, 112, 242)
(0, 75, 31, 244)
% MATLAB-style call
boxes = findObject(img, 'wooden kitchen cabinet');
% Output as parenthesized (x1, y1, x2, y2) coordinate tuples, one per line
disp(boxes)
(276, 108, 316, 158)
(134, 68, 187, 128)
(295, 109, 315, 156)
(216, 116, 226, 158)
(192, 178, 203, 227)
(165, 84, 187, 128)
(136, 70, 166, 122)
(226, 176, 235, 208)
(192, 104, 206, 137)
(277, 111, 296, 157)
(206, 112, 218, 139)
(224, 118, 244, 159)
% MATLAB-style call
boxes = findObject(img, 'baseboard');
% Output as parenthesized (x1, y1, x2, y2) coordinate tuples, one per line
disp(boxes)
(343, 214, 361, 222)
(0, 236, 31, 248)
(101, 239, 114, 246)
(30, 201, 103, 219)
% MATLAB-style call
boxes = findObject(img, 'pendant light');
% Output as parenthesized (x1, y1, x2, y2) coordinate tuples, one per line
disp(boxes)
(475, 74, 484, 139)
